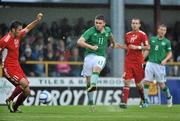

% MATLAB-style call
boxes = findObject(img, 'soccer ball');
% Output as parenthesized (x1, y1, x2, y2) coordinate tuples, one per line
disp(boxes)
(39, 90, 52, 104)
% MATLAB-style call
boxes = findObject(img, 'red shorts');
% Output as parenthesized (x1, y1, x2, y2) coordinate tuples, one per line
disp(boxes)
(123, 63, 144, 84)
(3, 66, 28, 85)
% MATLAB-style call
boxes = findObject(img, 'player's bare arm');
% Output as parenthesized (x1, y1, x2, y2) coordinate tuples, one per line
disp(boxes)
(24, 13, 43, 32)
(116, 43, 128, 49)
(143, 50, 150, 59)
(161, 51, 172, 65)
(109, 33, 117, 48)
(109, 33, 123, 49)
(77, 36, 98, 51)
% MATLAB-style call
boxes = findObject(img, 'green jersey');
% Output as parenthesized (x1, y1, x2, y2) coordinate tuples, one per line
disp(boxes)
(82, 26, 112, 57)
(148, 36, 172, 64)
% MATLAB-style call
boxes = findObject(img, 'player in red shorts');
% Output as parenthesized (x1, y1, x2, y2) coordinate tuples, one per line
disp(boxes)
(0, 13, 43, 112)
(117, 18, 150, 108)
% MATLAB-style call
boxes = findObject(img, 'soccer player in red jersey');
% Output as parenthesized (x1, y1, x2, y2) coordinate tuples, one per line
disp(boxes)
(0, 13, 43, 112)
(117, 18, 150, 108)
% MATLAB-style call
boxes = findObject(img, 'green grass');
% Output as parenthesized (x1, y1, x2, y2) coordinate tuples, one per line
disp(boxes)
(0, 105, 180, 121)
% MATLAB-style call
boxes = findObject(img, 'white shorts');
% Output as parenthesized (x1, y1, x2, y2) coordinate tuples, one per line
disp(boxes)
(144, 61, 166, 83)
(81, 54, 106, 77)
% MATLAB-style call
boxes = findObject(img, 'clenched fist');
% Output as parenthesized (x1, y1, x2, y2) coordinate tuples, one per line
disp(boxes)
(37, 13, 43, 21)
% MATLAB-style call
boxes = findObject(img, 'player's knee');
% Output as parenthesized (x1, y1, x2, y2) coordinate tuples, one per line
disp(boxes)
(136, 83, 143, 89)
(124, 80, 130, 86)
(19, 78, 29, 89)
(159, 82, 165, 89)
(24, 87, 31, 96)
(144, 81, 150, 86)
(93, 66, 102, 73)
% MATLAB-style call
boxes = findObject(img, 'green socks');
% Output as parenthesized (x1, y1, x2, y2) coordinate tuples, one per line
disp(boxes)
(87, 92, 94, 105)
(162, 86, 171, 99)
(144, 84, 149, 102)
(90, 72, 99, 85)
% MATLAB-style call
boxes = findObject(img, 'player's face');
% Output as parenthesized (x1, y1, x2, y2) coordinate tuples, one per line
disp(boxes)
(131, 19, 141, 31)
(12, 26, 23, 37)
(95, 19, 105, 32)
(158, 26, 167, 37)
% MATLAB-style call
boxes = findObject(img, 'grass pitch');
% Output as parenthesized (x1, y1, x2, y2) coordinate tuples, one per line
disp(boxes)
(0, 105, 180, 121)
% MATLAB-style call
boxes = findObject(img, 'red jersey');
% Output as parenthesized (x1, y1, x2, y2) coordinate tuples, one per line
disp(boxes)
(125, 30, 149, 64)
(0, 29, 28, 68)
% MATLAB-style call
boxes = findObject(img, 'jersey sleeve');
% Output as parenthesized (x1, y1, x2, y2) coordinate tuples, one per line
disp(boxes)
(19, 28, 28, 38)
(0, 34, 10, 52)
(166, 40, 172, 52)
(142, 33, 149, 46)
(82, 28, 92, 41)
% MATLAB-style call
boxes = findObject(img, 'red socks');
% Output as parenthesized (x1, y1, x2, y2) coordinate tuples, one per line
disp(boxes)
(8, 86, 23, 101)
(137, 87, 145, 101)
(121, 86, 130, 104)
(13, 93, 27, 111)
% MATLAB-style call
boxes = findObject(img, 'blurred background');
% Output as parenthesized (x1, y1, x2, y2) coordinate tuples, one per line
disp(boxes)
(0, 0, 180, 106)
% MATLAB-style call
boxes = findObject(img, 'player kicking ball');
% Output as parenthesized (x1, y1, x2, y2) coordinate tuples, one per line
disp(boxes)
(143, 24, 173, 107)
(0, 13, 43, 112)
(77, 14, 119, 111)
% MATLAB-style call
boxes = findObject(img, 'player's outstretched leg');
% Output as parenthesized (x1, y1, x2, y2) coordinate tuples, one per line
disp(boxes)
(87, 72, 99, 92)
(4, 76, 23, 110)
(9, 78, 30, 113)
(6, 85, 23, 104)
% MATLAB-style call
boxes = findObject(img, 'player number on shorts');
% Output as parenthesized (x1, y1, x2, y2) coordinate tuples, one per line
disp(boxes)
(155, 45, 159, 51)
(98, 60, 104, 66)
(98, 38, 104, 45)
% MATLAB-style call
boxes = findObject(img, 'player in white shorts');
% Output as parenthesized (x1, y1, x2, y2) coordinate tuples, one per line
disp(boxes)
(77, 14, 119, 109)
(81, 54, 106, 77)
(143, 24, 173, 107)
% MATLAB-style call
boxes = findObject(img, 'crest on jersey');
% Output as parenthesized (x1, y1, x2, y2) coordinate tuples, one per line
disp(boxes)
(130, 34, 137, 43)
(93, 33, 97, 36)
(105, 33, 109, 37)
(14, 39, 19, 48)
(161, 42, 166, 46)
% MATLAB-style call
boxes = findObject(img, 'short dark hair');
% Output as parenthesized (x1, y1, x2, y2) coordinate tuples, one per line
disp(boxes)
(10, 21, 22, 31)
(132, 18, 141, 23)
(95, 14, 105, 21)
(158, 24, 167, 29)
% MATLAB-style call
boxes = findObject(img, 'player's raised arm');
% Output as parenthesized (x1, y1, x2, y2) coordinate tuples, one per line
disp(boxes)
(24, 13, 43, 32)
(77, 36, 98, 51)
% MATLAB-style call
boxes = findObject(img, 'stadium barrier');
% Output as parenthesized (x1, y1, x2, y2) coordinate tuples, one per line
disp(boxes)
(0, 77, 140, 105)
(1, 77, 180, 105)
(0, 61, 180, 105)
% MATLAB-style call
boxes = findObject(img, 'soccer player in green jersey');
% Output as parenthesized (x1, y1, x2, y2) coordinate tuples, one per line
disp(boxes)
(143, 24, 173, 107)
(77, 14, 118, 110)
